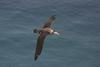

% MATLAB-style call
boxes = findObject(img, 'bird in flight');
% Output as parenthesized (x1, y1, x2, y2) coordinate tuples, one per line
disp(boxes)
(33, 15, 59, 61)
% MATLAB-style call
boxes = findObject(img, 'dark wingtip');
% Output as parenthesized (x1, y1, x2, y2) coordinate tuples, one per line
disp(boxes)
(34, 55, 38, 61)
(50, 15, 56, 20)
(33, 29, 38, 33)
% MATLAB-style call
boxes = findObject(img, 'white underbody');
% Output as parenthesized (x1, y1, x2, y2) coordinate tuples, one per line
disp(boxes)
(42, 28, 59, 35)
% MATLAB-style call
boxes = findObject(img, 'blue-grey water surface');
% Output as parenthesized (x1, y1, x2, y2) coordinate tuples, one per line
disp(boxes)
(0, 0, 100, 67)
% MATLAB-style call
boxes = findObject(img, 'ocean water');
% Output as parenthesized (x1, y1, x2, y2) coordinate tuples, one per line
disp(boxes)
(0, 0, 100, 67)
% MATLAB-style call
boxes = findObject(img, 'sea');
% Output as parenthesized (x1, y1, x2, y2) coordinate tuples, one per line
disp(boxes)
(0, 0, 100, 67)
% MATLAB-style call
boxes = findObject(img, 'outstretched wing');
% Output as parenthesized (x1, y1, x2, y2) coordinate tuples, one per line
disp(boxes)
(34, 32, 46, 61)
(43, 15, 56, 28)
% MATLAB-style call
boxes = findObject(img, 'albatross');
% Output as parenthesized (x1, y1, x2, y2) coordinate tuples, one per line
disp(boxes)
(33, 15, 59, 61)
